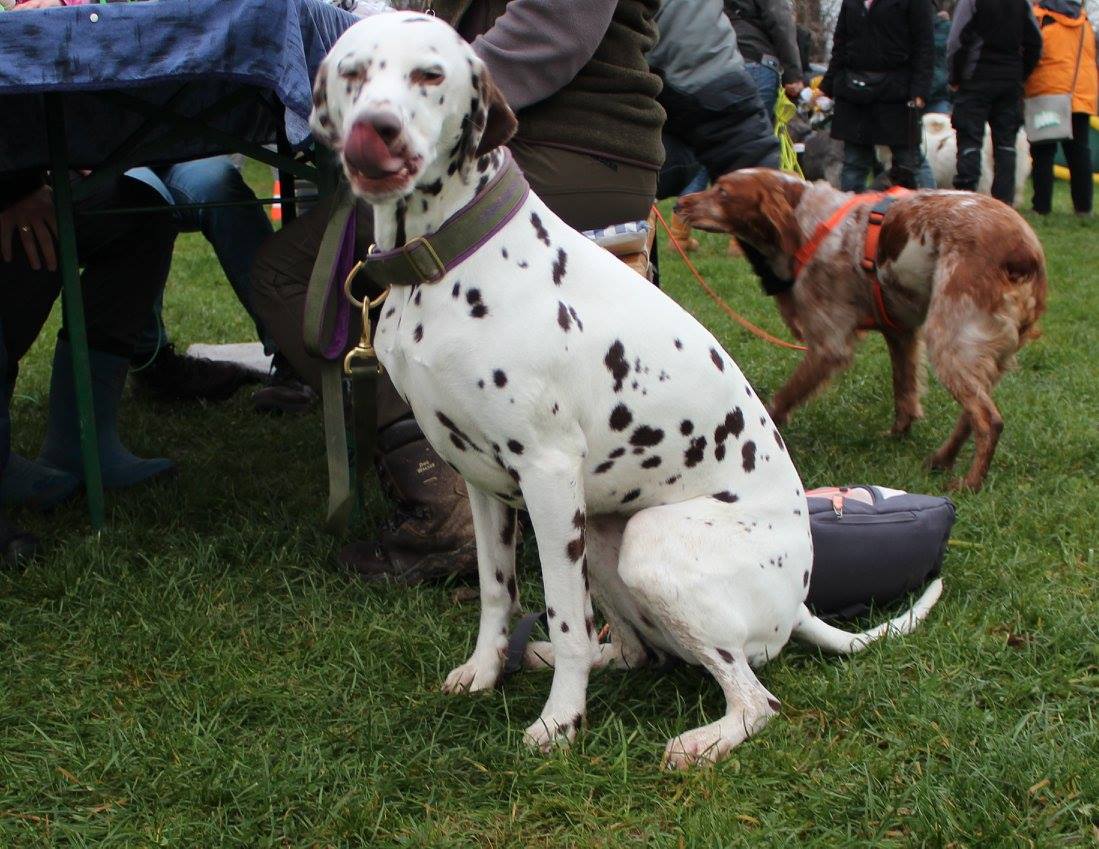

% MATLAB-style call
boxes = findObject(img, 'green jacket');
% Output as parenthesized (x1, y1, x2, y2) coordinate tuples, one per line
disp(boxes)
(423, 0, 665, 169)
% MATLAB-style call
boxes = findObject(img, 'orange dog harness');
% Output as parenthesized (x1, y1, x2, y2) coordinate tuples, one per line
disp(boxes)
(793, 186, 911, 331)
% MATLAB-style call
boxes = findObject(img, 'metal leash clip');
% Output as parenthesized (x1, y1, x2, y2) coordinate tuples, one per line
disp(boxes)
(342, 257, 389, 377)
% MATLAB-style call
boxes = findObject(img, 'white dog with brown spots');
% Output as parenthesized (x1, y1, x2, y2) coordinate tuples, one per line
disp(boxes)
(311, 12, 942, 768)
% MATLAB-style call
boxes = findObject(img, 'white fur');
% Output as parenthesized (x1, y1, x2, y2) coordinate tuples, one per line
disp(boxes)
(315, 13, 942, 767)
(921, 113, 1031, 208)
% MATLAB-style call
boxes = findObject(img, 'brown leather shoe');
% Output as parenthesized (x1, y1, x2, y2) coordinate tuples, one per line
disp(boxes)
(341, 427, 477, 584)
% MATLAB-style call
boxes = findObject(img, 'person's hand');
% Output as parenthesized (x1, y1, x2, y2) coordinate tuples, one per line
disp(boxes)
(911, 96, 926, 109)
(1, 186, 58, 271)
(784, 80, 805, 99)
(12, 0, 65, 10)
(949, 83, 959, 92)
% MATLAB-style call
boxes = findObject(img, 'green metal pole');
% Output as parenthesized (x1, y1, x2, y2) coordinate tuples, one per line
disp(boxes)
(45, 93, 106, 531)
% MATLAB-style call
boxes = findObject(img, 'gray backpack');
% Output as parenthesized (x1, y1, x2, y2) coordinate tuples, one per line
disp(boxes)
(805, 486, 955, 620)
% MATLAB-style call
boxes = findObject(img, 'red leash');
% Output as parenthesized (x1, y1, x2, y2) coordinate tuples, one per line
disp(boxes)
(652, 205, 807, 353)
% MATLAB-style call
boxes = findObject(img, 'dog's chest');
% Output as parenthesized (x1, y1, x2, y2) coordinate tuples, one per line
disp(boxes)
(375, 259, 803, 517)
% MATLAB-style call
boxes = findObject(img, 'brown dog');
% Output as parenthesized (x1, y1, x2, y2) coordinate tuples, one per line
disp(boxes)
(676, 168, 1047, 491)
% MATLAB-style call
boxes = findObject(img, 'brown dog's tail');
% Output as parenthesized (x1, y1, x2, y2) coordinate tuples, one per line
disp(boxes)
(1001, 241, 1048, 348)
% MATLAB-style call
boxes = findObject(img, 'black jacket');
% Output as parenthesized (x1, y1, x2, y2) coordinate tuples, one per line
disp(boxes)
(651, 0, 780, 177)
(945, 0, 1043, 85)
(722, 0, 803, 83)
(821, 0, 935, 146)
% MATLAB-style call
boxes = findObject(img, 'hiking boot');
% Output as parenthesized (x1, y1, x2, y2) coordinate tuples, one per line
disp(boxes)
(1, 514, 38, 568)
(131, 343, 259, 402)
(252, 354, 317, 414)
(669, 211, 700, 252)
(340, 418, 476, 584)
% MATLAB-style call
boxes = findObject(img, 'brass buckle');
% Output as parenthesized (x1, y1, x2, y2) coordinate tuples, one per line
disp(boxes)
(404, 236, 447, 284)
(342, 275, 390, 377)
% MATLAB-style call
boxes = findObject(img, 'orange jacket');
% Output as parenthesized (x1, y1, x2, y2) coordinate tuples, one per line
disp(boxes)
(1025, 5, 1098, 114)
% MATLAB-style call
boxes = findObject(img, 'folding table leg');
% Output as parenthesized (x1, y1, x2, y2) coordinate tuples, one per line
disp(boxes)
(45, 94, 106, 531)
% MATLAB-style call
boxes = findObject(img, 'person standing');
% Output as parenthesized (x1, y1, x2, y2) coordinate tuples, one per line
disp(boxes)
(654, 0, 781, 252)
(1026, 0, 1097, 215)
(821, 0, 936, 191)
(723, 0, 805, 120)
(946, 0, 1043, 203)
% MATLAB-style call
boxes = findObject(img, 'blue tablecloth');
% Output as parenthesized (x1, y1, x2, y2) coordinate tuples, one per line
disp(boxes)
(0, 0, 357, 173)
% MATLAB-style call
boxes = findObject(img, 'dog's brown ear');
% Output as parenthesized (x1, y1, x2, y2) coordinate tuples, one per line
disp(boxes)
(309, 61, 341, 150)
(474, 70, 517, 157)
(759, 184, 800, 258)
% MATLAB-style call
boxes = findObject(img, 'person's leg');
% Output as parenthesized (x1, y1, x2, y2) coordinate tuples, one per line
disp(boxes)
(951, 82, 991, 192)
(250, 192, 363, 396)
(986, 82, 1022, 205)
(161, 157, 275, 344)
(888, 144, 922, 189)
(657, 136, 705, 252)
(657, 134, 705, 201)
(1029, 140, 1057, 214)
(37, 176, 178, 488)
(123, 167, 176, 359)
(1065, 113, 1094, 215)
(839, 142, 875, 192)
(743, 61, 780, 125)
(681, 164, 710, 196)
(0, 193, 76, 509)
(129, 159, 271, 401)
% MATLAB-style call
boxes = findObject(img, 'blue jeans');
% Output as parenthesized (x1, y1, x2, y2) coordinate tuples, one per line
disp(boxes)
(681, 165, 709, 196)
(128, 156, 274, 355)
(840, 142, 936, 191)
(744, 60, 781, 125)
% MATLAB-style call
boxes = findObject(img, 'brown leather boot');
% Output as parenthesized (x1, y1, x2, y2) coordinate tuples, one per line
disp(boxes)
(669, 211, 700, 252)
(339, 417, 477, 584)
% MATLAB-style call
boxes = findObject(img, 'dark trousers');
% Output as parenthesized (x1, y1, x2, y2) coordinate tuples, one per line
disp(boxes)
(1030, 112, 1094, 214)
(0, 176, 177, 475)
(251, 142, 657, 429)
(951, 78, 1024, 204)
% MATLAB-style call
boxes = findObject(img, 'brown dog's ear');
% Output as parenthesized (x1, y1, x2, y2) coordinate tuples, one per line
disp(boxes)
(758, 184, 801, 258)
(473, 70, 517, 157)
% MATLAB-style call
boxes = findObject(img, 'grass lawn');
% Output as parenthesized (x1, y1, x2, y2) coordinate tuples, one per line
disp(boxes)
(2, 174, 1097, 848)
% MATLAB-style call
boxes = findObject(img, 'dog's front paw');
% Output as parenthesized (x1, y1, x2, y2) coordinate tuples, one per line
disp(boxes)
(523, 712, 582, 753)
(925, 451, 955, 472)
(442, 655, 502, 694)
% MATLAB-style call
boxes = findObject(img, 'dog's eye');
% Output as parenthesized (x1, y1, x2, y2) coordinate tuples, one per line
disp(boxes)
(411, 68, 445, 86)
(336, 57, 366, 80)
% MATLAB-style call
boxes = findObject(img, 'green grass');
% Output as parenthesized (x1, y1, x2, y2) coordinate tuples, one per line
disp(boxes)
(2, 176, 1097, 848)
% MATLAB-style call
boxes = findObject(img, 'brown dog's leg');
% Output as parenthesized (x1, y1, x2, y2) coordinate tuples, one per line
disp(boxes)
(883, 331, 925, 435)
(774, 292, 804, 341)
(927, 412, 971, 471)
(928, 329, 1009, 491)
(770, 343, 855, 425)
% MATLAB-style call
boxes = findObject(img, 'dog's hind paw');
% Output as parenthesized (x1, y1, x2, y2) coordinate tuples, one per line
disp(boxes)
(523, 712, 581, 753)
(442, 655, 501, 694)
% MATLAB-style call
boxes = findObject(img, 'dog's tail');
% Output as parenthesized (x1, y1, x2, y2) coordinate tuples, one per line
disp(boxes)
(790, 579, 943, 654)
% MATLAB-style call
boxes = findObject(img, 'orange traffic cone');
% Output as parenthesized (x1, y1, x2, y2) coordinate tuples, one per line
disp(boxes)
(270, 179, 282, 223)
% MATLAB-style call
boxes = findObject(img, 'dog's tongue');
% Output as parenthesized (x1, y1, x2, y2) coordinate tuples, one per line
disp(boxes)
(344, 122, 404, 179)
